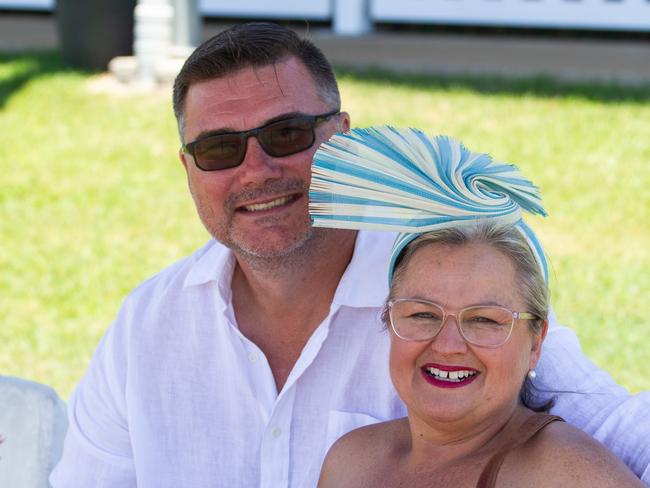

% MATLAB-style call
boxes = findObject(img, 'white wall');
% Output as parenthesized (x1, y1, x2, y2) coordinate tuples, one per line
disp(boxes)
(372, 0, 650, 32)
(2, 0, 649, 33)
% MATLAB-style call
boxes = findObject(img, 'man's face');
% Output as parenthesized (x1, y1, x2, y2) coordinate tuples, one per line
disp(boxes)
(179, 57, 350, 259)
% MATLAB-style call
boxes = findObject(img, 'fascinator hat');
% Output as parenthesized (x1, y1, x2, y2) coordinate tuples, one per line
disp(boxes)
(308, 127, 548, 285)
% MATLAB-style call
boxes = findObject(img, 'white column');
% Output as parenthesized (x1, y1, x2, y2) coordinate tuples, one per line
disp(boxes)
(333, 0, 372, 35)
(172, 0, 201, 55)
(133, 0, 174, 84)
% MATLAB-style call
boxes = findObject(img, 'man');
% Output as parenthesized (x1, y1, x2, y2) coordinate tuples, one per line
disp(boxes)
(51, 23, 650, 487)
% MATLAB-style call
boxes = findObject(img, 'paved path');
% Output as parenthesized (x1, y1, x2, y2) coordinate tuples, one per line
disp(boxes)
(1, 12, 649, 85)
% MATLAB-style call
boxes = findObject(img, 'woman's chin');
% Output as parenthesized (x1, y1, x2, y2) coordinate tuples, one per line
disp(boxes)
(409, 397, 480, 427)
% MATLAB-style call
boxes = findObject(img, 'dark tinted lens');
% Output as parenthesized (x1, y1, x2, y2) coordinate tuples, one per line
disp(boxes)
(258, 118, 315, 157)
(193, 134, 246, 170)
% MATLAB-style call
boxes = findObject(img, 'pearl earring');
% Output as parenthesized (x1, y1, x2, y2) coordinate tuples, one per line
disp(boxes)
(528, 370, 537, 379)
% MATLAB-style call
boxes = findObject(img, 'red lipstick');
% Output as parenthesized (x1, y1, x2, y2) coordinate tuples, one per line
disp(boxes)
(420, 363, 480, 389)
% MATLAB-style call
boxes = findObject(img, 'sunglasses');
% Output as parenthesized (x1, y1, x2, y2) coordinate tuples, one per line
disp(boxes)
(182, 109, 340, 171)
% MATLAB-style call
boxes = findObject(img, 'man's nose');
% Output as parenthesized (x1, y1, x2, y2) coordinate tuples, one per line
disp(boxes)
(237, 135, 282, 185)
(429, 315, 468, 355)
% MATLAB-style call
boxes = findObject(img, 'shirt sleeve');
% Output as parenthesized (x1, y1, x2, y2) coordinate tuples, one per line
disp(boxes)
(49, 302, 136, 487)
(537, 309, 650, 484)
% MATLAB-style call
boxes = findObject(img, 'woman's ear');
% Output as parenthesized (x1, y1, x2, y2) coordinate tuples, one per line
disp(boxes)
(529, 319, 548, 370)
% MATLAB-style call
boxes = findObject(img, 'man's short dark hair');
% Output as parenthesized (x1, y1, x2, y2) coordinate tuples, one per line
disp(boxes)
(172, 22, 340, 140)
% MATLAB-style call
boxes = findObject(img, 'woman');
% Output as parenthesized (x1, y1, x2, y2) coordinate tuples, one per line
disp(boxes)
(309, 128, 643, 488)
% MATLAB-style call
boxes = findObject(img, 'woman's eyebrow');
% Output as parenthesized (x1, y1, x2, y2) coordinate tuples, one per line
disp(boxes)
(400, 297, 511, 308)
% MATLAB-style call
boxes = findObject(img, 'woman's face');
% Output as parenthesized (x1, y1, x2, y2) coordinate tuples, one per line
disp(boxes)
(388, 241, 545, 431)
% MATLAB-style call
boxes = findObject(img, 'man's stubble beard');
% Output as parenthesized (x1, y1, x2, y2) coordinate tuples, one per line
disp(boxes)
(192, 179, 331, 272)
(222, 211, 322, 270)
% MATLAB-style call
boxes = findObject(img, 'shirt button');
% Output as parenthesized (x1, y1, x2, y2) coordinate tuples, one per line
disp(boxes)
(271, 427, 282, 438)
(248, 352, 259, 363)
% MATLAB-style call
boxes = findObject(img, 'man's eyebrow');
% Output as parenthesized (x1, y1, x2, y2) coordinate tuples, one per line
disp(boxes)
(193, 112, 306, 141)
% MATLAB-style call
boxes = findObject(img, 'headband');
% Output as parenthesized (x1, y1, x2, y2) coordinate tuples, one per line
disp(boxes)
(309, 127, 548, 284)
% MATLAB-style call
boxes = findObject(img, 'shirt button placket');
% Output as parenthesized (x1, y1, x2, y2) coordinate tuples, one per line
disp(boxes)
(259, 390, 295, 488)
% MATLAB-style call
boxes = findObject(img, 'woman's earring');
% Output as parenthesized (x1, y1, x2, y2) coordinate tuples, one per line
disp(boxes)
(527, 370, 537, 380)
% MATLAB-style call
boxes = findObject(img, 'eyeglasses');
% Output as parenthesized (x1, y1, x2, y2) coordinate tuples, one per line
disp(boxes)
(181, 109, 340, 171)
(387, 298, 539, 348)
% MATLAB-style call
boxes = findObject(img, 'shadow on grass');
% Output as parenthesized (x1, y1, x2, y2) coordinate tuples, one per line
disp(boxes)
(0, 51, 95, 110)
(2, 51, 649, 107)
(336, 67, 650, 104)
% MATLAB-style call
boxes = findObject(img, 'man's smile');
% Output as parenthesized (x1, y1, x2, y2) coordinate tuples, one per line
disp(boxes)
(238, 194, 301, 213)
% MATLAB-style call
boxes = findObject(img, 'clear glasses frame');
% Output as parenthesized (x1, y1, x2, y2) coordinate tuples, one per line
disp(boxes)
(387, 298, 539, 348)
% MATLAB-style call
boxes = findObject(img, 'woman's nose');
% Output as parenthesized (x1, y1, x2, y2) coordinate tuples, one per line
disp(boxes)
(429, 315, 468, 355)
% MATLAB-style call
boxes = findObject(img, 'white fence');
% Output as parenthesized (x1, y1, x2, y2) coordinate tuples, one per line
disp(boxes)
(199, 0, 330, 20)
(2, 0, 649, 33)
(1, 0, 52, 8)
(371, 0, 650, 32)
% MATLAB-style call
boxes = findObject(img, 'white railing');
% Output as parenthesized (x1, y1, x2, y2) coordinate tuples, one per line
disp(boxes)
(0, 0, 331, 17)
(371, 0, 650, 32)
(199, 0, 330, 20)
(1, 0, 649, 33)
(0, 0, 52, 8)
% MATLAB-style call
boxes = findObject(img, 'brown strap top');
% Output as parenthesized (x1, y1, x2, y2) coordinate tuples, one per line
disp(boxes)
(476, 413, 564, 488)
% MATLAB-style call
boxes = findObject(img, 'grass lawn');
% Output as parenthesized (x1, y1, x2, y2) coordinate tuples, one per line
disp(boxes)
(1, 52, 648, 399)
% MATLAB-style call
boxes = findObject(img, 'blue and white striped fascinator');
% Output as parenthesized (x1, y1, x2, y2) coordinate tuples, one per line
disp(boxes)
(309, 127, 549, 284)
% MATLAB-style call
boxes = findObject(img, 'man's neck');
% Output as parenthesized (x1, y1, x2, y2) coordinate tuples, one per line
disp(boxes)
(231, 228, 358, 391)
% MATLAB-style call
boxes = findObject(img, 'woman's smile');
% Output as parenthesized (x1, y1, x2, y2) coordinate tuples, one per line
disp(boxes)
(420, 363, 480, 389)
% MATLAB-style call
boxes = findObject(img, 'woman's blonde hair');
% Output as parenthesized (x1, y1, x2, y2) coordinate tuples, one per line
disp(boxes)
(388, 220, 549, 335)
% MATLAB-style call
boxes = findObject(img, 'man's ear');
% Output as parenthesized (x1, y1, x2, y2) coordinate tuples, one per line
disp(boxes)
(529, 319, 548, 371)
(179, 149, 190, 171)
(337, 111, 351, 133)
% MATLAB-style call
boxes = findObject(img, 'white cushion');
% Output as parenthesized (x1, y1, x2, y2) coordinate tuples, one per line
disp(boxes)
(0, 376, 67, 488)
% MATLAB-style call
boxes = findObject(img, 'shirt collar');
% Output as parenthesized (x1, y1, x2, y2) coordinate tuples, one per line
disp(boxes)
(183, 240, 235, 292)
(182, 230, 396, 309)
(332, 230, 395, 308)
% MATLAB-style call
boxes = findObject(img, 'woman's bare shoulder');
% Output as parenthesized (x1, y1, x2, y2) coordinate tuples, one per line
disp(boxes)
(318, 418, 408, 488)
(508, 420, 644, 488)
(325, 417, 408, 464)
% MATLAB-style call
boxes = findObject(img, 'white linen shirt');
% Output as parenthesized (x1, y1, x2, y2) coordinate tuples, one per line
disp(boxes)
(51, 231, 650, 487)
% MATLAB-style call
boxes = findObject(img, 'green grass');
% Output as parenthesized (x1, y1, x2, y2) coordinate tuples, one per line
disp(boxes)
(1, 52, 648, 398)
